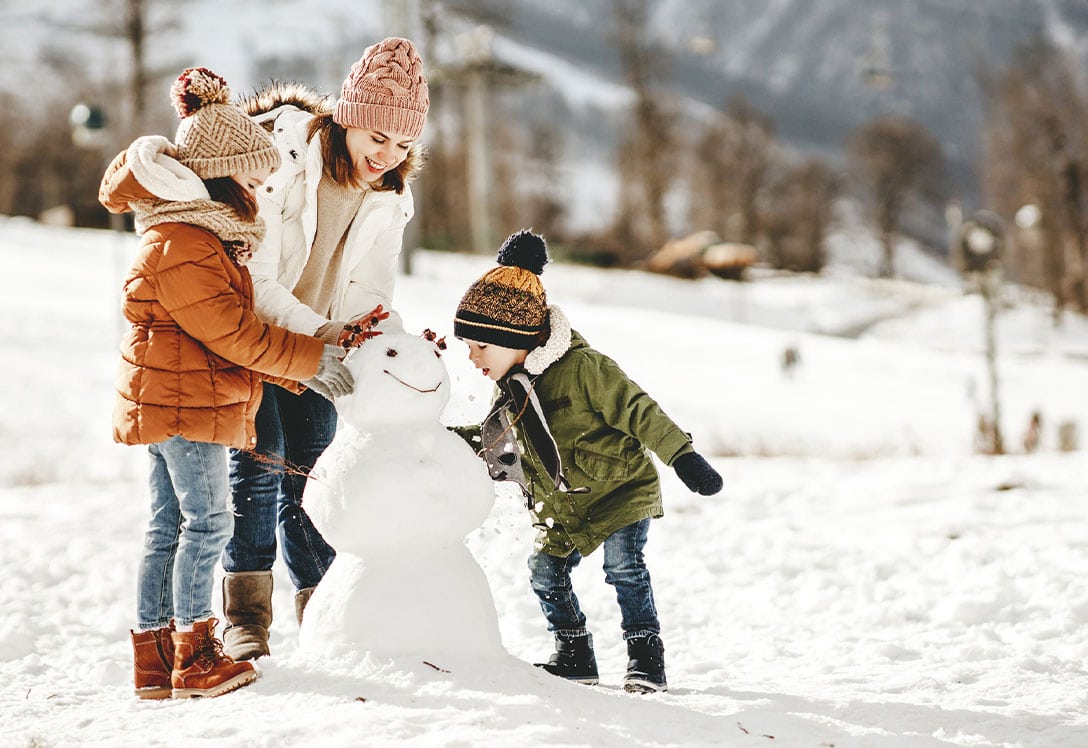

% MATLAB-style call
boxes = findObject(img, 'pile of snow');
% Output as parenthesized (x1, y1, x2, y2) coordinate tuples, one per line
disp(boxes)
(2, 218, 1088, 746)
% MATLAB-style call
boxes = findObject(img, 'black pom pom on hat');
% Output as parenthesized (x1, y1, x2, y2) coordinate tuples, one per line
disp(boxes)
(496, 229, 549, 276)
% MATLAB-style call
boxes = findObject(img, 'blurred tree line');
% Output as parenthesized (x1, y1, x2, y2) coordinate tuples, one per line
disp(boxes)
(2, 0, 1087, 318)
(981, 37, 1088, 318)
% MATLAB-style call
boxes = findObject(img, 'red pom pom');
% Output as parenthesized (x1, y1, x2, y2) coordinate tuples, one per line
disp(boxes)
(170, 67, 231, 119)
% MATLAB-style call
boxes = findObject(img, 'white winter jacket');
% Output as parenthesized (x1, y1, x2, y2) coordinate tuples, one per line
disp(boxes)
(248, 106, 412, 335)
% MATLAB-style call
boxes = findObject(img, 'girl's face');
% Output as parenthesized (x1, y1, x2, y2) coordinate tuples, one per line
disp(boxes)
(345, 127, 414, 185)
(464, 340, 528, 381)
(230, 165, 274, 199)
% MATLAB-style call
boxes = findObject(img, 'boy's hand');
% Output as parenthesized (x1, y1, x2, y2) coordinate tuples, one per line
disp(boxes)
(673, 452, 723, 496)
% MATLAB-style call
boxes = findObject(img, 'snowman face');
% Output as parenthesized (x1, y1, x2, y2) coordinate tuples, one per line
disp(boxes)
(338, 331, 451, 430)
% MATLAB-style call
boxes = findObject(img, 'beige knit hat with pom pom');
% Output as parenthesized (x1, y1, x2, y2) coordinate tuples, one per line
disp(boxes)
(171, 67, 281, 179)
(334, 37, 429, 139)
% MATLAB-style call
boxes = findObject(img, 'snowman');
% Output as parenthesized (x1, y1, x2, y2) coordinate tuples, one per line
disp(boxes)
(299, 329, 506, 665)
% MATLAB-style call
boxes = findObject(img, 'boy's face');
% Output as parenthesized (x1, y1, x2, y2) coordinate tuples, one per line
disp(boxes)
(464, 340, 528, 381)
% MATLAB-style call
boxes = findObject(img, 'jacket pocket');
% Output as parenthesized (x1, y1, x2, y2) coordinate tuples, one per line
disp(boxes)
(573, 444, 629, 482)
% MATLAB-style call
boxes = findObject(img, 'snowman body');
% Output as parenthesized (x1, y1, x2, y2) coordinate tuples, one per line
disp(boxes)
(299, 332, 504, 662)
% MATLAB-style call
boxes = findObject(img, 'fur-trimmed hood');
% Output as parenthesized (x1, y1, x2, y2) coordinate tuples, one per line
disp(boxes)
(99, 135, 208, 214)
(240, 81, 333, 122)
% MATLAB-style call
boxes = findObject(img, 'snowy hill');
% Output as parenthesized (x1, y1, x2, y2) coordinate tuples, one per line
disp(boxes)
(8, 1, 1088, 236)
(444, 0, 1088, 199)
(2, 218, 1088, 746)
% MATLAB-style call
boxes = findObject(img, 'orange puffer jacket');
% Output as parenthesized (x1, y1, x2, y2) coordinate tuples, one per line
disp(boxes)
(100, 146, 324, 449)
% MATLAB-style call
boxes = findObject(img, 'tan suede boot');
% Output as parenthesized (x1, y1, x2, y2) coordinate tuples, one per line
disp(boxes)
(294, 586, 316, 626)
(131, 624, 175, 700)
(222, 571, 273, 661)
(171, 618, 258, 698)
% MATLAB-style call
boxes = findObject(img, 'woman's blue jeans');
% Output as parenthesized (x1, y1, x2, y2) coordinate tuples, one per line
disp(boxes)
(222, 384, 336, 591)
(137, 436, 233, 629)
(527, 518, 660, 640)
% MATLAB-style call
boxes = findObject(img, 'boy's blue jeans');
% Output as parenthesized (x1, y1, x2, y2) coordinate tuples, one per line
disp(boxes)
(222, 384, 336, 591)
(528, 518, 660, 640)
(137, 436, 233, 629)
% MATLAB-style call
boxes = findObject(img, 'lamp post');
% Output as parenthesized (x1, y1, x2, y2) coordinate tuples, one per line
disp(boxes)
(70, 103, 123, 231)
(958, 209, 1005, 455)
(71, 102, 128, 332)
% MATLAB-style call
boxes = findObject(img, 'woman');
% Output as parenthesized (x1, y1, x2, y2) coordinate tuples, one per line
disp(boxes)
(100, 67, 353, 699)
(221, 37, 430, 660)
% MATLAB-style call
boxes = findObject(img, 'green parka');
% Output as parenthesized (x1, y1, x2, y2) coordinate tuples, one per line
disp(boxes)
(461, 307, 694, 557)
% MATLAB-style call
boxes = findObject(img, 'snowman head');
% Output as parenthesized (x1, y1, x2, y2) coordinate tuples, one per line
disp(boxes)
(338, 329, 450, 430)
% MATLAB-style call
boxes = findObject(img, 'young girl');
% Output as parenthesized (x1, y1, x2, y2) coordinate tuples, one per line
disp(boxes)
(100, 67, 353, 699)
(220, 37, 430, 661)
(452, 230, 723, 694)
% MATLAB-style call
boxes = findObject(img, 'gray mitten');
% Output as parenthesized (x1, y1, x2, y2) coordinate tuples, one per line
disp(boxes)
(303, 345, 354, 400)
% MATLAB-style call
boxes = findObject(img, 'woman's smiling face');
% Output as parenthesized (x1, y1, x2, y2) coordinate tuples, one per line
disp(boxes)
(344, 127, 413, 184)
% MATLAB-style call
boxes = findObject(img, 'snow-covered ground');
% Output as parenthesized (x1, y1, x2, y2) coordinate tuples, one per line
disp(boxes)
(2, 217, 1087, 747)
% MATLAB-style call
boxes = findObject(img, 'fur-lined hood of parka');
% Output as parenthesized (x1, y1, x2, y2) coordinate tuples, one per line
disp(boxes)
(240, 81, 334, 121)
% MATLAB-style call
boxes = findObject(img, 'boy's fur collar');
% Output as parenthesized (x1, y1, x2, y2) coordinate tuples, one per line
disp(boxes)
(525, 306, 571, 375)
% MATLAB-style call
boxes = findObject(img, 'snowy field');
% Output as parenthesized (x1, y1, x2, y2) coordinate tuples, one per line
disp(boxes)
(2, 216, 1088, 747)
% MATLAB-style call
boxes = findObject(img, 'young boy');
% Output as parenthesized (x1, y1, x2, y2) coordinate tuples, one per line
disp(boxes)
(452, 229, 723, 693)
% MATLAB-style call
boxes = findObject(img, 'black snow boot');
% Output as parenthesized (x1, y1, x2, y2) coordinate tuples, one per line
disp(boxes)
(623, 634, 667, 693)
(534, 632, 599, 685)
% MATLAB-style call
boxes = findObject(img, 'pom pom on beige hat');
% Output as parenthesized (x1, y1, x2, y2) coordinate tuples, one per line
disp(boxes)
(170, 67, 281, 180)
(334, 37, 430, 139)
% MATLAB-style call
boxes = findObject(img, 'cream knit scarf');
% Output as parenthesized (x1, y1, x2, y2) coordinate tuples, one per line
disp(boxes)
(130, 198, 266, 266)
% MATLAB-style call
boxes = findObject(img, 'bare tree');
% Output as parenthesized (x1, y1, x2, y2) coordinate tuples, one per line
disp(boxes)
(762, 158, 841, 273)
(82, 0, 181, 141)
(981, 37, 1088, 316)
(846, 115, 945, 277)
(611, 0, 678, 262)
(690, 95, 775, 245)
(521, 124, 566, 238)
(0, 92, 25, 216)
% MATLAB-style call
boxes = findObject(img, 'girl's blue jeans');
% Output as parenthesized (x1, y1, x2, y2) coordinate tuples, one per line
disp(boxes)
(527, 518, 660, 640)
(222, 384, 336, 591)
(137, 436, 233, 629)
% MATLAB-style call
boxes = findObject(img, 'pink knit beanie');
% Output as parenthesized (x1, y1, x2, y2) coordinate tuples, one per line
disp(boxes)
(334, 37, 429, 139)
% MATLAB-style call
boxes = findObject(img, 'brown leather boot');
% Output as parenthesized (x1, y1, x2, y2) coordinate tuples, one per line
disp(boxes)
(131, 624, 175, 700)
(171, 618, 258, 698)
(222, 571, 273, 661)
(295, 586, 316, 626)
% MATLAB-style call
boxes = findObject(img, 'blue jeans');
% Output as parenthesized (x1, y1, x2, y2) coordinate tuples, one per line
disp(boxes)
(223, 384, 336, 591)
(137, 436, 233, 629)
(527, 518, 660, 640)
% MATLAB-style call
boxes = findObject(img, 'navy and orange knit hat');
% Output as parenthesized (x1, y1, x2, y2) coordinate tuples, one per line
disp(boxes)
(454, 230, 550, 349)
